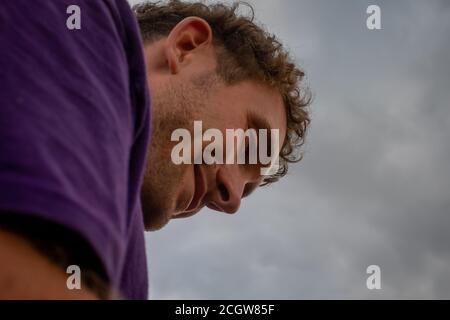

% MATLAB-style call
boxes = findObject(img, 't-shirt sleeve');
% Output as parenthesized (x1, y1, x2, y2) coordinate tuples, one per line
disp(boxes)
(0, 0, 146, 287)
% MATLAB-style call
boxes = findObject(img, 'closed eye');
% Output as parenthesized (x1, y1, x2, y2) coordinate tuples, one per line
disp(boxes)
(242, 182, 258, 199)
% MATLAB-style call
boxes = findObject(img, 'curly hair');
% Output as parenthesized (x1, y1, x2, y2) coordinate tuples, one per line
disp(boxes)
(133, 0, 311, 184)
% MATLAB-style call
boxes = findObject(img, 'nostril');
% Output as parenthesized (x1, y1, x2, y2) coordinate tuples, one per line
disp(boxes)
(218, 183, 229, 202)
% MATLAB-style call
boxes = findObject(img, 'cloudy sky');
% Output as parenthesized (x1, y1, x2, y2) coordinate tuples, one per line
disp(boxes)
(129, 0, 450, 299)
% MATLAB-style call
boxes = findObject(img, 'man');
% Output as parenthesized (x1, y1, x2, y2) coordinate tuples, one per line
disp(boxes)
(0, 0, 310, 299)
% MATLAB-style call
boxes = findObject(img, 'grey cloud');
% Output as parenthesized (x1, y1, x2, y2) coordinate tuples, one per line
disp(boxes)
(129, 0, 450, 299)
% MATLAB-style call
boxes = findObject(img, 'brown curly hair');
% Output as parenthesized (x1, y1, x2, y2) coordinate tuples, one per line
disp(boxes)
(133, 0, 311, 184)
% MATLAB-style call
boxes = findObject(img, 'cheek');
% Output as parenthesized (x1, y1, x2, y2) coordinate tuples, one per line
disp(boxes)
(175, 165, 195, 212)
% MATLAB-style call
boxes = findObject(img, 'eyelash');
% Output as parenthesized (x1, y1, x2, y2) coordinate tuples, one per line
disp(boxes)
(244, 126, 259, 164)
(242, 184, 252, 198)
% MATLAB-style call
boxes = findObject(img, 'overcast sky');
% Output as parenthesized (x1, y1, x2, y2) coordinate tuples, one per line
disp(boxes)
(129, 0, 450, 299)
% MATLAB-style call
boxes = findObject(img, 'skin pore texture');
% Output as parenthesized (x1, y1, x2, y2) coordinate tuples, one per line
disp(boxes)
(140, 17, 287, 231)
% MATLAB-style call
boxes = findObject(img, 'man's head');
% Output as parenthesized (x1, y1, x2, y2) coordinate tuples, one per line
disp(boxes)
(134, 0, 311, 231)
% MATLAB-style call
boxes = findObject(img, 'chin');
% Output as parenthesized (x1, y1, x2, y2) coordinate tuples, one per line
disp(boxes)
(145, 222, 167, 232)
(142, 202, 174, 231)
(144, 213, 170, 231)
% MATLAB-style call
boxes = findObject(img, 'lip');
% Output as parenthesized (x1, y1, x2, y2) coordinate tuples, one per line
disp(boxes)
(185, 165, 206, 212)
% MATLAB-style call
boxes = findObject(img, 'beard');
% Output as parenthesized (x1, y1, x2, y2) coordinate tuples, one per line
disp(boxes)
(140, 74, 215, 231)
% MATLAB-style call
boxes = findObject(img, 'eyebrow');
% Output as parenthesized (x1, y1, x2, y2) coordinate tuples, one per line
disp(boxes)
(242, 182, 259, 199)
(247, 110, 277, 156)
(247, 110, 273, 132)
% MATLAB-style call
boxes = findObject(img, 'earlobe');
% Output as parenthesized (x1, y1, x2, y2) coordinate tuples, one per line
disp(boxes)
(164, 17, 213, 74)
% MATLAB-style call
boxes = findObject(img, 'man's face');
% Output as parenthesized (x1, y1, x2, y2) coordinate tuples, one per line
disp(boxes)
(140, 18, 287, 231)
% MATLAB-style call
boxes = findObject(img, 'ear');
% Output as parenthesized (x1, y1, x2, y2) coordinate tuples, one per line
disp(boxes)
(164, 17, 213, 74)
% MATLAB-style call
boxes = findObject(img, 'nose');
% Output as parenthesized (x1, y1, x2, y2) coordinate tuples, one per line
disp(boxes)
(207, 168, 241, 214)
(207, 166, 257, 214)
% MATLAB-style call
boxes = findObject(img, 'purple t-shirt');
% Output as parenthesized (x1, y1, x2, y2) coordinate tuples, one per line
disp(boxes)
(0, 0, 150, 299)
